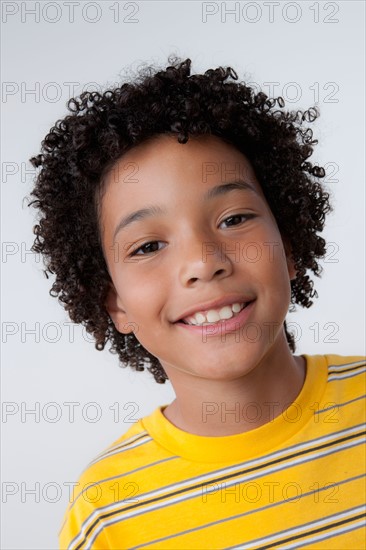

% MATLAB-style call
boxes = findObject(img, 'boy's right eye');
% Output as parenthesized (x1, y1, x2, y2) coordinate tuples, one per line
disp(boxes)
(129, 241, 163, 257)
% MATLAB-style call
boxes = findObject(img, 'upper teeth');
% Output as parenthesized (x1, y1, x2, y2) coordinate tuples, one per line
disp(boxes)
(183, 302, 246, 326)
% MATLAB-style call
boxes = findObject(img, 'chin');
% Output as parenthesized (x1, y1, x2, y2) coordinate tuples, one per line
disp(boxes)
(190, 356, 259, 381)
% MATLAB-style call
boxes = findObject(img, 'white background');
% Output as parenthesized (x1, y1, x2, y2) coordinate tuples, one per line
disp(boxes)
(1, 1, 365, 548)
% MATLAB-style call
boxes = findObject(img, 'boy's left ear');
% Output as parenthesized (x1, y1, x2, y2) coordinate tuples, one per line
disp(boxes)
(282, 237, 297, 281)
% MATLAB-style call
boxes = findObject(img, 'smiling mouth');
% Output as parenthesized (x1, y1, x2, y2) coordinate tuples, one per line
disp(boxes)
(175, 301, 253, 327)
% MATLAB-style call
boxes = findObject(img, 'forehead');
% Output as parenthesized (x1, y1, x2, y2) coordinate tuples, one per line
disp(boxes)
(103, 133, 262, 193)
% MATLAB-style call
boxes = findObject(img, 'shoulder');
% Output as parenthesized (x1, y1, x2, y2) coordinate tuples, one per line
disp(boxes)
(321, 353, 365, 381)
(58, 416, 155, 548)
(68, 415, 154, 497)
(80, 416, 153, 480)
(324, 354, 366, 402)
(304, 353, 365, 379)
(305, 352, 365, 388)
(322, 353, 366, 366)
(305, 353, 365, 424)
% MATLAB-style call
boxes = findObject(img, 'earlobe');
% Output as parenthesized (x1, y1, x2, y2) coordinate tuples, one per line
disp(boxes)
(104, 282, 134, 334)
(286, 254, 297, 281)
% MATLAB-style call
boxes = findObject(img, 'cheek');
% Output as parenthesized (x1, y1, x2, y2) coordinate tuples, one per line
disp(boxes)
(245, 237, 292, 297)
(118, 269, 166, 315)
(244, 228, 287, 276)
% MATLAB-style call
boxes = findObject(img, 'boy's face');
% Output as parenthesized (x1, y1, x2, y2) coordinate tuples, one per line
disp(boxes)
(101, 134, 296, 382)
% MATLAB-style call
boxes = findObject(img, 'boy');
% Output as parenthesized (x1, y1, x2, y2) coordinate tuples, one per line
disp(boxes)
(28, 57, 365, 549)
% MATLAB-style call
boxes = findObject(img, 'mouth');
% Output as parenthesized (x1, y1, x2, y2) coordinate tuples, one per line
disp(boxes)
(175, 300, 254, 327)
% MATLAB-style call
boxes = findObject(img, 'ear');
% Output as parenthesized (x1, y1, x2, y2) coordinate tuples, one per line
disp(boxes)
(104, 282, 134, 334)
(282, 237, 297, 281)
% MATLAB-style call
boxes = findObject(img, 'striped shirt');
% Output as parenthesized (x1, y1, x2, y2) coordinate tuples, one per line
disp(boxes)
(59, 354, 366, 549)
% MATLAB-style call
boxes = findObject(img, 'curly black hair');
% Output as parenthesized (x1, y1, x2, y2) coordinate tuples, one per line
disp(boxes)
(27, 55, 332, 384)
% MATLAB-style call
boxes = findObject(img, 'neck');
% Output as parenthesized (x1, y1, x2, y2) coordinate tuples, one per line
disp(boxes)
(162, 336, 306, 436)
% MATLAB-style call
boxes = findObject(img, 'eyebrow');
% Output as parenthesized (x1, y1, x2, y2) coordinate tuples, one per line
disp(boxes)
(113, 180, 258, 240)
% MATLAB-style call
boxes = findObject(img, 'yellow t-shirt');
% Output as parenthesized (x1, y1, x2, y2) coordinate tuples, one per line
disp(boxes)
(59, 354, 366, 549)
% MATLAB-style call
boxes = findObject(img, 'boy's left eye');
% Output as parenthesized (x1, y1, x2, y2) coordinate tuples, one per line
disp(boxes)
(220, 213, 255, 228)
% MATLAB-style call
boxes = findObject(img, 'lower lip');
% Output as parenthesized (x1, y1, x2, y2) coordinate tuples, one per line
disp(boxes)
(175, 301, 255, 336)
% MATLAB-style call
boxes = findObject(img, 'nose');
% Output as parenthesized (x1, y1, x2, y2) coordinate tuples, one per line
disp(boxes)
(178, 229, 233, 287)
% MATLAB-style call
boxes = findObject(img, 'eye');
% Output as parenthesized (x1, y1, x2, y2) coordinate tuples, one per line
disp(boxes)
(128, 214, 256, 257)
(220, 213, 256, 228)
(128, 241, 164, 257)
